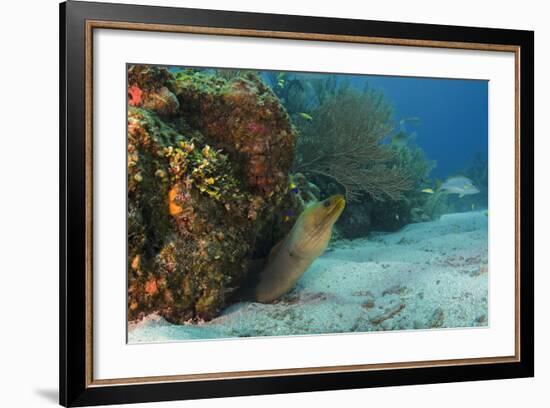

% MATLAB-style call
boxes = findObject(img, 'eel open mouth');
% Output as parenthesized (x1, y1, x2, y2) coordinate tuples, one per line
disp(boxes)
(320, 194, 346, 226)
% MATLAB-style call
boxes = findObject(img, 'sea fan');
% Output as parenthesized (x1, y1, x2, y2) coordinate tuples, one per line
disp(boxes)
(293, 87, 412, 201)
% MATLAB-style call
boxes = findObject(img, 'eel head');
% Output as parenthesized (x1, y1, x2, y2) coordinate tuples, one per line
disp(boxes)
(289, 194, 346, 259)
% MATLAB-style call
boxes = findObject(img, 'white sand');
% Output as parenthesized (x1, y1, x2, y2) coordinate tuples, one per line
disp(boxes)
(129, 211, 488, 343)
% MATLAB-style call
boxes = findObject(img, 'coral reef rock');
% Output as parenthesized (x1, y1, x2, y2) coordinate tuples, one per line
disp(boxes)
(127, 65, 297, 322)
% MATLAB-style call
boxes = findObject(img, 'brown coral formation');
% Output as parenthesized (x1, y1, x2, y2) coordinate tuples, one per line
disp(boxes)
(127, 65, 297, 322)
(171, 70, 294, 197)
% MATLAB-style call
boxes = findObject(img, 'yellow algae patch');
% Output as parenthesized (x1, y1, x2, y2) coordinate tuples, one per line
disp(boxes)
(168, 185, 183, 216)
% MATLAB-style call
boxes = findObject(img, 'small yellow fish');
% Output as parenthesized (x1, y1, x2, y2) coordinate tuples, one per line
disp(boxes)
(421, 188, 434, 194)
(278, 79, 285, 88)
(298, 112, 313, 121)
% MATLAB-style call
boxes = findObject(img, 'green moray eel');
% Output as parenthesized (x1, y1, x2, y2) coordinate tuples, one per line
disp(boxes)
(254, 194, 346, 303)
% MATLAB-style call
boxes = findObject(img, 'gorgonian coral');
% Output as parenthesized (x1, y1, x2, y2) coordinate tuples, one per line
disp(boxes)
(293, 87, 413, 201)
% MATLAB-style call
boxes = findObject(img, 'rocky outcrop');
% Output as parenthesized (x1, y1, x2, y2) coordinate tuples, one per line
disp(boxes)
(127, 65, 297, 322)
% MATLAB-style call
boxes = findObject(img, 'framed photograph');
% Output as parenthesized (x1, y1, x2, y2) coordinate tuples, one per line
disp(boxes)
(60, 1, 534, 406)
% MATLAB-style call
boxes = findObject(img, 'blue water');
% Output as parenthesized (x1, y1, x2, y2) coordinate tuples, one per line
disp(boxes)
(358, 75, 488, 179)
(259, 70, 488, 180)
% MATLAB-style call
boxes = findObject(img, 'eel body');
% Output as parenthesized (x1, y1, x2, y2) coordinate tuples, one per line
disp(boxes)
(254, 194, 345, 303)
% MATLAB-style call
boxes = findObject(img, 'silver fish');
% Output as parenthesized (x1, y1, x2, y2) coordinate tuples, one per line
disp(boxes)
(440, 176, 480, 197)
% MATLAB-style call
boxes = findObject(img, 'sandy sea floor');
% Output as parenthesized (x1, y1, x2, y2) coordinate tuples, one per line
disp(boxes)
(128, 210, 489, 343)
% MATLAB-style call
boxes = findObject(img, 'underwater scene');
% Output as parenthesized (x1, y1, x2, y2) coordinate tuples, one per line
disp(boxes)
(127, 64, 489, 342)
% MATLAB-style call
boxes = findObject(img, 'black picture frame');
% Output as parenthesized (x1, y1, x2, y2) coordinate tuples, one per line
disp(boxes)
(60, 1, 534, 406)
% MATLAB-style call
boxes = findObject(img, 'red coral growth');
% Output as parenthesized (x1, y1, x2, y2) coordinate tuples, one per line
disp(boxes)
(128, 84, 143, 106)
(145, 278, 158, 296)
(247, 121, 267, 136)
(127, 66, 180, 115)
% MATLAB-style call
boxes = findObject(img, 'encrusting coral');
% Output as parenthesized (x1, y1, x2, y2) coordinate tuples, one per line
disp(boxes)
(127, 65, 297, 322)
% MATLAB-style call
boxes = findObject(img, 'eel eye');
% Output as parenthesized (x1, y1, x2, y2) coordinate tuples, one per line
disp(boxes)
(323, 200, 331, 208)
